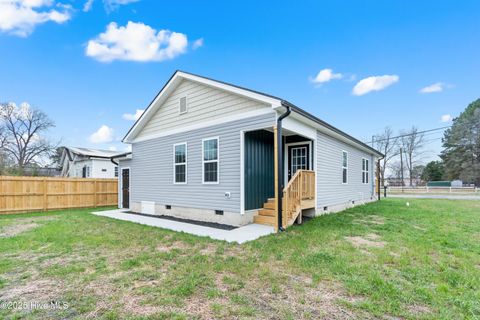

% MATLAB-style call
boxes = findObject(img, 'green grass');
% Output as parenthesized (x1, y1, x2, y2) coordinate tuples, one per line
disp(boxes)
(0, 199, 479, 319)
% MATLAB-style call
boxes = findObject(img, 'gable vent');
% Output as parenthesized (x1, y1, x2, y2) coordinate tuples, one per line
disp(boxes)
(179, 96, 187, 114)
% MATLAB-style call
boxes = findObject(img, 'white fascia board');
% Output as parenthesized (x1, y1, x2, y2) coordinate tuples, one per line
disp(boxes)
(123, 75, 182, 143)
(123, 71, 283, 143)
(282, 114, 317, 140)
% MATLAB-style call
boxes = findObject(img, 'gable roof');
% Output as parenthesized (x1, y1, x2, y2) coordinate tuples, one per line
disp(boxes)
(63, 147, 123, 159)
(123, 70, 383, 157)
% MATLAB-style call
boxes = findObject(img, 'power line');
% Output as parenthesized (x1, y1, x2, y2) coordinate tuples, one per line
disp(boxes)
(367, 126, 451, 144)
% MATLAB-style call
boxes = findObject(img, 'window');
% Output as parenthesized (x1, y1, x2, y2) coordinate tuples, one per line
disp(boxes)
(174, 143, 187, 183)
(362, 158, 369, 184)
(203, 137, 219, 183)
(342, 151, 348, 184)
(82, 165, 90, 178)
(179, 96, 187, 114)
(114, 166, 119, 177)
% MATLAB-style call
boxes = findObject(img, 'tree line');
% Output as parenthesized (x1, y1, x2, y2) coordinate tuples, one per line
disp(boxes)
(374, 98, 480, 186)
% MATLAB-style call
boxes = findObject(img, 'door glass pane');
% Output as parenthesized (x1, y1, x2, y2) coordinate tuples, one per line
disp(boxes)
(291, 146, 307, 176)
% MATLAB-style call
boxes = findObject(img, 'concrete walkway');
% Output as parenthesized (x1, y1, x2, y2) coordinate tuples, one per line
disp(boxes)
(92, 209, 275, 244)
(387, 194, 480, 200)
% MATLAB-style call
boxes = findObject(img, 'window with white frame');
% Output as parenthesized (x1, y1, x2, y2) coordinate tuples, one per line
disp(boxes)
(203, 138, 219, 183)
(174, 143, 187, 183)
(179, 96, 187, 114)
(342, 151, 348, 184)
(362, 158, 369, 184)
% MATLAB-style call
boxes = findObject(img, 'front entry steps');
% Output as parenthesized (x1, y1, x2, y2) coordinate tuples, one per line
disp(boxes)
(253, 198, 276, 226)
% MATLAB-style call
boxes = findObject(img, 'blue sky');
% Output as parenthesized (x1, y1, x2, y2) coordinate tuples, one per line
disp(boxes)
(1, 0, 479, 160)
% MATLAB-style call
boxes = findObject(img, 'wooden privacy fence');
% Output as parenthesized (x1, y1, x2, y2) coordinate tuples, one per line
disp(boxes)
(0, 176, 118, 214)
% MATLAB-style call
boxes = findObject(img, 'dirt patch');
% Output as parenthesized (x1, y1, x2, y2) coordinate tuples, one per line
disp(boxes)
(412, 225, 427, 231)
(0, 222, 39, 237)
(390, 252, 401, 258)
(198, 243, 218, 255)
(353, 215, 385, 226)
(248, 277, 366, 319)
(0, 216, 57, 238)
(0, 279, 61, 301)
(345, 234, 386, 249)
(155, 240, 192, 252)
(406, 303, 432, 315)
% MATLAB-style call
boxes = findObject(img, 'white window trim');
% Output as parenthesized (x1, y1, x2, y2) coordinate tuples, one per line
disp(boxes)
(179, 95, 188, 114)
(173, 142, 187, 184)
(202, 136, 220, 184)
(342, 150, 348, 184)
(362, 157, 369, 184)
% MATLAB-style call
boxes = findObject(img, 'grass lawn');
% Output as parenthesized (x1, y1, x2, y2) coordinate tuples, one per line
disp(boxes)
(0, 199, 479, 319)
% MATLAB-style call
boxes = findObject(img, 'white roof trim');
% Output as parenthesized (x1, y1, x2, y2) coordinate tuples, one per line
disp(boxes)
(123, 71, 282, 143)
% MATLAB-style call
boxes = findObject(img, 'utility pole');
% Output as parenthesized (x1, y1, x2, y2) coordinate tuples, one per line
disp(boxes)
(400, 147, 404, 193)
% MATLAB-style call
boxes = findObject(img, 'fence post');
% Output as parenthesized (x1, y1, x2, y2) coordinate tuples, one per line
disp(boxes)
(43, 178, 47, 212)
(93, 180, 97, 208)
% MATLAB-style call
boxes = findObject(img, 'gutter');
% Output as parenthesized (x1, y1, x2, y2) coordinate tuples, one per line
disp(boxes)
(110, 152, 132, 166)
(276, 102, 292, 231)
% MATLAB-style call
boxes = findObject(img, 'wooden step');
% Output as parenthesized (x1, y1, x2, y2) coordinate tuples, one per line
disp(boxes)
(258, 208, 275, 216)
(253, 214, 276, 226)
(263, 202, 275, 209)
(266, 198, 275, 204)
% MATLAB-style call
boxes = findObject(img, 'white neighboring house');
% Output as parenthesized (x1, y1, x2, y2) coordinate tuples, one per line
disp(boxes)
(60, 147, 122, 178)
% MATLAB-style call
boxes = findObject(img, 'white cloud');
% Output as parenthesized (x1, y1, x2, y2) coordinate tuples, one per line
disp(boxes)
(83, 0, 138, 12)
(310, 68, 343, 84)
(83, 0, 94, 12)
(352, 75, 399, 96)
(122, 109, 144, 121)
(108, 146, 117, 151)
(440, 114, 453, 123)
(86, 21, 189, 62)
(420, 82, 445, 93)
(192, 38, 203, 49)
(0, 0, 71, 37)
(104, 0, 138, 12)
(89, 125, 114, 143)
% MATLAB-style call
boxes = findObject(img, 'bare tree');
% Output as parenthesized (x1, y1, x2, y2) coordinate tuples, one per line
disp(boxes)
(400, 126, 425, 186)
(373, 126, 399, 186)
(0, 102, 56, 170)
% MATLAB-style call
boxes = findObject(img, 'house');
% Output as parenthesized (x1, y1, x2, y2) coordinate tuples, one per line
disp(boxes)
(114, 71, 383, 230)
(60, 147, 121, 178)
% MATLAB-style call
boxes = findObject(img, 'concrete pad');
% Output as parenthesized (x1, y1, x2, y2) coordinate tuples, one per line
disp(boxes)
(92, 209, 275, 244)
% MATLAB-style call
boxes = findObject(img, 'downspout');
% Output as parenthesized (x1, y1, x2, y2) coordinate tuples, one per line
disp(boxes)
(277, 103, 291, 231)
(110, 157, 119, 166)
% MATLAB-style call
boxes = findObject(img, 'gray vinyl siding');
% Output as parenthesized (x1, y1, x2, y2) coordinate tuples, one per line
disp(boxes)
(316, 130, 375, 208)
(129, 112, 275, 213)
(137, 79, 270, 140)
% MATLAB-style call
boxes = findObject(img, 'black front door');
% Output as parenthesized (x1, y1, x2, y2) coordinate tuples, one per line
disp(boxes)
(122, 169, 130, 208)
(287, 144, 310, 180)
